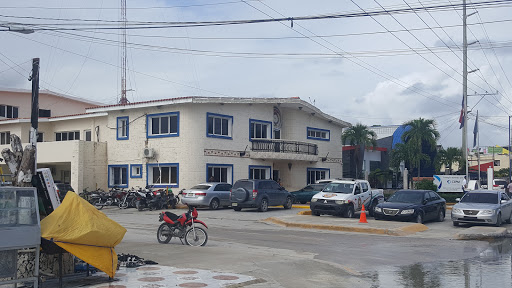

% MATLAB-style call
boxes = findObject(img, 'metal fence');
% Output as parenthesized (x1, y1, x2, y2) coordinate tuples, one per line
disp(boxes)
(251, 139, 318, 155)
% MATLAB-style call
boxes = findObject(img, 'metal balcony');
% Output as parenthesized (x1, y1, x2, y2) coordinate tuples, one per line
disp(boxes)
(250, 139, 319, 161)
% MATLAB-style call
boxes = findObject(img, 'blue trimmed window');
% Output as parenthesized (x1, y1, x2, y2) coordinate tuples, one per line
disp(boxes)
(249, 165, 271, 180)
(207, 113, 233, 139)
(147, 112, 179, 138)
(206, 164, 233, 183)
(249, 119, 272, 141)
(147, 163, 179, 188)
(307, 168, 330, 184)
(117, 116, 129, 140)
(108, 165, 128, 188)
(307, 127, 330, 141)
(130, 164, 142, 178)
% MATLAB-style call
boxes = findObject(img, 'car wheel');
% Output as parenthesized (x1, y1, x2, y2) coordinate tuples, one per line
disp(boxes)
(283, 197, 292, 209)
(437, 208, 445, 222)
(495, 213, 502, 227)
(233, 207, 242, 211)
(368, 200, 377, 217)
(258, 198, 269, 212)
(453, 221, 459, 227)
(233, 188, 249, 202)
(209, 198, 220, 210)
(312, 210, 320, 216)
(415, 212, 424, 224)
(344, 205, 355, 218)
(374, 215, 381, 220)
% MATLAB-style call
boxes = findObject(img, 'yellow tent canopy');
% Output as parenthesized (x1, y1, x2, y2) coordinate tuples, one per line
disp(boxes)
(40, 192, 126, 278)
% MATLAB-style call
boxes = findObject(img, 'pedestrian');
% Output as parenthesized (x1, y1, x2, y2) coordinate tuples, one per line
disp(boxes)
(208, 176, 215, 182)
(462, 176, 467, 194)
(507, 182, 512, 197)
(277, 178, 283, 188)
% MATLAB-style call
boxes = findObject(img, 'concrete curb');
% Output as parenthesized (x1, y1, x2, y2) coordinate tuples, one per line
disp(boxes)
(262, 217, 428, 236)
(454, 226, 508, 240)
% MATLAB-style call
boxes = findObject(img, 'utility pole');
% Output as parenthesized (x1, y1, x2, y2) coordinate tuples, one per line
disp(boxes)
(29, 58, 39, 172)
(509, 116, 511, 183)
(462, 0, 468, 181)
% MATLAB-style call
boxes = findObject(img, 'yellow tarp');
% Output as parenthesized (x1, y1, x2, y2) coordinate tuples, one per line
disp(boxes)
(40, 192, 127, 278)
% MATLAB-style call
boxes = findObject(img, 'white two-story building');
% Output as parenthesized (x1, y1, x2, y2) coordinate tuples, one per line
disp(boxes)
(0, 93, 350, 192)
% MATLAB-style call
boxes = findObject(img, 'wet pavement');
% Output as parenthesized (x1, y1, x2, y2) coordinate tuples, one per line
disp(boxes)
(363, 238, 512, 288)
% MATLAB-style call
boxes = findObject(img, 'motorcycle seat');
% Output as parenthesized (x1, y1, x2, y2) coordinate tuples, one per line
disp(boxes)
(164, 211, 180, 221)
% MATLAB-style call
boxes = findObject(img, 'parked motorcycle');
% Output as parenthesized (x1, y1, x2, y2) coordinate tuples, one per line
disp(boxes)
(119, 189, 137, 209)
(135, 190, 153, 211)
(157, 206, 208, 246)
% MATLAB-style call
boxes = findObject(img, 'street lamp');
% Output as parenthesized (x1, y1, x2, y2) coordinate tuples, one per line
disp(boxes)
(0, 25, 34, 34)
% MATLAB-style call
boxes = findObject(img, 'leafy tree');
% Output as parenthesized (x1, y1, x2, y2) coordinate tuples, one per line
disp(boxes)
(436, 147, 462, 175)
(369, 168, 393, 188)
(401, 118, 440, 177)
(495, 168, 510, 178)
(342, 124, 377, 179)
(415, 179, 437, 191)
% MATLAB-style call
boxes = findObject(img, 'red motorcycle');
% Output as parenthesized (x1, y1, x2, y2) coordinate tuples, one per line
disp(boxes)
(157, 206, 208, 246)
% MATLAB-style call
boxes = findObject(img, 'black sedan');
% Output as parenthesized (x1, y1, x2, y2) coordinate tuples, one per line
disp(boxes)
(290, 184, 327, 204)
(373, 190, 446, 224)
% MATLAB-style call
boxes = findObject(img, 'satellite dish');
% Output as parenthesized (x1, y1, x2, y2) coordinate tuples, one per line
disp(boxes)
(273, 107, 282, 131)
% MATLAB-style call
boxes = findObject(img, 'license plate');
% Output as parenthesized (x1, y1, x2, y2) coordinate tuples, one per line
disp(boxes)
(186, 193, 194, 197)
(232, 203, 238, 206)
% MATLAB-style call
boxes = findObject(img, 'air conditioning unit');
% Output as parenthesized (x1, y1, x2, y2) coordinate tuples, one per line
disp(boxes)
(143, 147, 154, 158)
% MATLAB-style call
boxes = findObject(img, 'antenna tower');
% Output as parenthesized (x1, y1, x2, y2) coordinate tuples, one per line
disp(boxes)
(119, 0, 128, 104)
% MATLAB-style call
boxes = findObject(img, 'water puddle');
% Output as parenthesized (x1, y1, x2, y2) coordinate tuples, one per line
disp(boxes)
(365, 238, 512, 287)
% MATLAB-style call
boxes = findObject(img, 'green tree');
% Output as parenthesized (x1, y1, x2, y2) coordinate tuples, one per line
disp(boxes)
(342, 124, 377, 179)
(436, 147, 462, 175)
(401, 118, 440, 177)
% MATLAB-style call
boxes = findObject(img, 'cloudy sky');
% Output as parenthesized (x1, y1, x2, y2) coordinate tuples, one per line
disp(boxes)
(1, 0, 511, 149)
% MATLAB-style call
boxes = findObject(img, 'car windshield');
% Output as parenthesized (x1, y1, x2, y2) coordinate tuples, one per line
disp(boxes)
(495, 180, 507, 186)
(460, 193, 498, 204)
(322, 183, 354, 194)
(387, 191, 424, 204)
(233, 181, 253, 191)
(303, 184, 325, 191)
(190, 185, 211, 190)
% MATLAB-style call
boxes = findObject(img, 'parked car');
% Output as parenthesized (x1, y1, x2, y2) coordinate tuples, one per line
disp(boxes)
(451, 190, 512, 227)
(181, 182, 232, 210)
(373, 190, 446, 224)
(290, 184, 327, 204)
(481, 179, 508, 190)
(55, 183, 75, 201)
(231, 179, 292, 212)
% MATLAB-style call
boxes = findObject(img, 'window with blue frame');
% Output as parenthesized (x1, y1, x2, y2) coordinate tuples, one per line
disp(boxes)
(206, 164, 233, 183)
(207, 113, 233, 139)
(130, 164, 142, 178)
(147, 112, 179, 138)
(147, 163, 179, 187)
(108, 165, 128, 188)
(117, 116, 129, 140)
(307, 168, 330, 184)
(307, 127, 330, 141)
(249, 165, 271, 180)
(249, 119, 272, 140)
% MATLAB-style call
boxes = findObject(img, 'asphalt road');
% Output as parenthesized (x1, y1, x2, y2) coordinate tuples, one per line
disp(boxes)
(103, 206, 493, 287)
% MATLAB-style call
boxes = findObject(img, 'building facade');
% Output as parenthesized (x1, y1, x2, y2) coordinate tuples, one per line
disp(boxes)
(0, 95, 350, 193)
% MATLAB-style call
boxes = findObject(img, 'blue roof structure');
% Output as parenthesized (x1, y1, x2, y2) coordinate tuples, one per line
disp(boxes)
(392, 125, 411, 149)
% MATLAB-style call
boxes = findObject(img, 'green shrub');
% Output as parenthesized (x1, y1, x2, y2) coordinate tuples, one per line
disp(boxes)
(415, 179, 437, 191)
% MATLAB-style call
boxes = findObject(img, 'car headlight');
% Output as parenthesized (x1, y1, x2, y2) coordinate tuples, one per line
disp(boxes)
(374, 207, 382, 212)
(452, 208, 462, 214)
(401, 209, 415, 215)
(311, 198, 318, 202)
(335, 200, 346, 205)
(480, 210, 494, 215)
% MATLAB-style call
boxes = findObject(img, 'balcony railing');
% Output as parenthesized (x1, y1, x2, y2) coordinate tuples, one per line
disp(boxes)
(251, 139, 318, 155)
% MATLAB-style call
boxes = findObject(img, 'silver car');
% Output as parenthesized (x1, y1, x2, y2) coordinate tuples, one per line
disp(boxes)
(181, 182, 232, 210)
(451, 190, 512, 227)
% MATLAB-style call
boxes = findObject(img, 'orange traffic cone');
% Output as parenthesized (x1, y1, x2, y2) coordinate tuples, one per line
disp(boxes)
(359, 204, 368, 223)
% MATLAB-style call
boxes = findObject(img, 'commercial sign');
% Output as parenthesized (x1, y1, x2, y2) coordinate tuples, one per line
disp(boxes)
(433, 175, 465, 193)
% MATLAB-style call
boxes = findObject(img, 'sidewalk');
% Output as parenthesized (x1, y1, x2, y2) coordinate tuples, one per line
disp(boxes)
(46, 265, 263, 288)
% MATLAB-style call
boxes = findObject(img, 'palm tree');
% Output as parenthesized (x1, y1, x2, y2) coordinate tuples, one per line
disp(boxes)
(401, 118, 440, 177)
(342, 124, 377, 179)
(437, 147, 462, 175)
(391, 142, 429, 188)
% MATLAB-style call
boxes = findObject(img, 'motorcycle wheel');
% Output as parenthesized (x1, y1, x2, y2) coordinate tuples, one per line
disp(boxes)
(119, 201, 128, 209)
(157, 223, 172, 244)
(136, 202, 143, 211)
(184, 227, 208, 247)
(94, 200, 104, 210)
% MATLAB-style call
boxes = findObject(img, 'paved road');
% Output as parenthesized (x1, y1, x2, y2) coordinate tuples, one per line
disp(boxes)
(103, 206, 494, 287)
